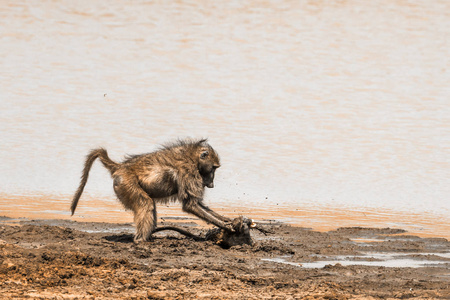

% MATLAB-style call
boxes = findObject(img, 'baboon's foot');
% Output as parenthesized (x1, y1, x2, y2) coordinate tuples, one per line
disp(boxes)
(133, 234, 153, 244)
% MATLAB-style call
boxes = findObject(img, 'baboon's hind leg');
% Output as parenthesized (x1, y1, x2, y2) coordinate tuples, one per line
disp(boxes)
(133, 198, 157, 243)
(114, 176, 157, 243)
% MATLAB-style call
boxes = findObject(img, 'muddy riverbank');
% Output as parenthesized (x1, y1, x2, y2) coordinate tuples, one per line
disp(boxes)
(0, 217, 449, 299)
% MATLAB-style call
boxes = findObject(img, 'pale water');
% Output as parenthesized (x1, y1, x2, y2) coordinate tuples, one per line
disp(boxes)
(1, 1, 449, 236)
(262, 252, 450, 269)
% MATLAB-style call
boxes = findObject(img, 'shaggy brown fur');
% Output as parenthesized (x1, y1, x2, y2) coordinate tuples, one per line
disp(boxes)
(71, 139, 232, 242)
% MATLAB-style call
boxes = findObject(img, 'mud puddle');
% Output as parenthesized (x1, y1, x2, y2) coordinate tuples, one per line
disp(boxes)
(263, 252, 450, 269)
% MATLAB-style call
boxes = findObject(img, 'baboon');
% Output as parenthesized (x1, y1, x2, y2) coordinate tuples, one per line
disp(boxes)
(71, 139, 233, 242)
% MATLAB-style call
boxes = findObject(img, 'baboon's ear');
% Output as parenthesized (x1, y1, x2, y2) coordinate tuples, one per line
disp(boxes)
(200, 151, 209, 159)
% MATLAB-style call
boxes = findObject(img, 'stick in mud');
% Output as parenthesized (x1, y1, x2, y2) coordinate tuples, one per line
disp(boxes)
(154, 217, 272, 249)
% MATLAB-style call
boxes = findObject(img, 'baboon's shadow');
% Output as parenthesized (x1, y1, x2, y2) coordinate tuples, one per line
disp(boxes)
(104, 234, 134, 243)
(103, 233, 191, 244)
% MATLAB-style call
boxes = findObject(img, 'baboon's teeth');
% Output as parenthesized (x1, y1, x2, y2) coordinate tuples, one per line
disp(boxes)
(250, 219, 257, 228)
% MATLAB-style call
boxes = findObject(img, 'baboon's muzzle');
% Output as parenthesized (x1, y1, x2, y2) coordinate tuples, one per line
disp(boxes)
(206, 182, 214, 188)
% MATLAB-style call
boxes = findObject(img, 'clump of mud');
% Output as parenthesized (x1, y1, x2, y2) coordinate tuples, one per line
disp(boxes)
(154, 216, 261, 248)
(157, 216, 269, 248)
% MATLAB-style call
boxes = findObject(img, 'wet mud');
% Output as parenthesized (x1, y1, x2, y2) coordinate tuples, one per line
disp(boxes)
(0, 217, 449, 299)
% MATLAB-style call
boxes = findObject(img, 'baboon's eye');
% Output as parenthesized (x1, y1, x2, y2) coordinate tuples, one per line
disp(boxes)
(200, 151, 209, 159)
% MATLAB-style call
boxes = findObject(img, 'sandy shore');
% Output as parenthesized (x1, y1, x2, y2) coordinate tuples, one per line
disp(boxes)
(0, 217, 449, 299)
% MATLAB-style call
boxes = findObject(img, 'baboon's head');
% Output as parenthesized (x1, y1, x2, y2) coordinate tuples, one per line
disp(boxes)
(198, 145, 220, 188)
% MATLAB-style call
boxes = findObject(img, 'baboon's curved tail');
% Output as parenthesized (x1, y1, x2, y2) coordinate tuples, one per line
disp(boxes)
(71, 148, 119, 215)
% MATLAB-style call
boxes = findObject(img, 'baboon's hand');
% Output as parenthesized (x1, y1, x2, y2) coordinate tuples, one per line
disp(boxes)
(224, 222, 235, 233)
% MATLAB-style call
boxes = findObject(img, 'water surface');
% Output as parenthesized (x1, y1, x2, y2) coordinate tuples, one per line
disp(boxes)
(1, 1, 449, 236)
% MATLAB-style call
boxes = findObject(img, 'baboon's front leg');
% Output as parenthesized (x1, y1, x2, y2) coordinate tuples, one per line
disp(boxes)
(199, 202, 232, 223)
(183, 200, 234, 232)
